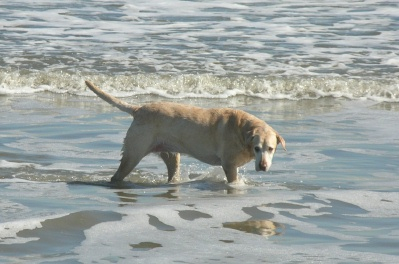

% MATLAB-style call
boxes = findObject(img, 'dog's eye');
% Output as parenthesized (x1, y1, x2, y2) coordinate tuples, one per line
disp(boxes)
(254, 146, 261, 152)
(268, 147, 274, 152)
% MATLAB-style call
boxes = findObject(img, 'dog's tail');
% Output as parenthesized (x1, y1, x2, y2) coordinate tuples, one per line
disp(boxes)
(85, 80, 138, 116)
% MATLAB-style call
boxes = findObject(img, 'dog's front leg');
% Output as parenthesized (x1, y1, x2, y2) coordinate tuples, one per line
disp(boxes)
(222, 162, 239, 183)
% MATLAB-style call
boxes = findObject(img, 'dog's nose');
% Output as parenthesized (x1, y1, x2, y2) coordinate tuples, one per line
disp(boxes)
(259, 162, 267, 171)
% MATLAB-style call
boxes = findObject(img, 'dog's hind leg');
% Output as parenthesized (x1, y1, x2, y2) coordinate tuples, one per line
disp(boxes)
(111, 153, 140, 183)
(160, 152, 180, 183)
(111, 127, 153, 183)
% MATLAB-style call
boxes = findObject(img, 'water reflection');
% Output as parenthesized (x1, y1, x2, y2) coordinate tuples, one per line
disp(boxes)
(153, 188, 180, 200)
(223, 220, 284, 237)
(115, 191, 138, 205)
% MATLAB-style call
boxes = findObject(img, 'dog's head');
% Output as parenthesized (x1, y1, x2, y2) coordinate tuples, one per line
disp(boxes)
(247, 127, 286, 172)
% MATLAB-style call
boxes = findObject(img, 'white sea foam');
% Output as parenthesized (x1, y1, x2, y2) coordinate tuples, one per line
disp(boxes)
(1, 71, 398, 102)
(71, 189, 398, 263)
(1, 177, 398, 262)
(0, 213, 68, 245)
(0, 0, 398, 101)
(0, 218, 42, 245)
(0, 160, 36, 169)
(315, 190, 399, 218)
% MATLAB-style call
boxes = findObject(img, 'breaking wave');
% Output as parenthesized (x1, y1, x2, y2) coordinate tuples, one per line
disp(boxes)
(1, 69, 398, 102)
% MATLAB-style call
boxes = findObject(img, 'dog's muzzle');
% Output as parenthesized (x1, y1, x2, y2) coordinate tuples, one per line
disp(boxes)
(257, 160, 267, 171)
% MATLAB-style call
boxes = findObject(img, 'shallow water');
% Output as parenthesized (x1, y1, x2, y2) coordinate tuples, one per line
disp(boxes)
(1, 94, 399, 263)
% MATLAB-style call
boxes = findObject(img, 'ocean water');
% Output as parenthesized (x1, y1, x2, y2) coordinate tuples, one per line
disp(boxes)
(1, 0, 399, 263)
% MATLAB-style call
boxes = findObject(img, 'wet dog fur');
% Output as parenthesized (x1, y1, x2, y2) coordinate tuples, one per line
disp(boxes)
(85, 80, 286, 183)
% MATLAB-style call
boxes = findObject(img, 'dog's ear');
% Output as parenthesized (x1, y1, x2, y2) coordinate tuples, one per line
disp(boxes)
(277, 134, 287, 151)
(245, 130, 255, 146)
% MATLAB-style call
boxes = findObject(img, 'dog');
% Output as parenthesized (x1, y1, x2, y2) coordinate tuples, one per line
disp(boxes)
(85, 80, 286, 183)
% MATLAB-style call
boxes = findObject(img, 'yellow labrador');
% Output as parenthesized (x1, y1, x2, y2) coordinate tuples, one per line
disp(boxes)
(85, 81, 286, 183)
